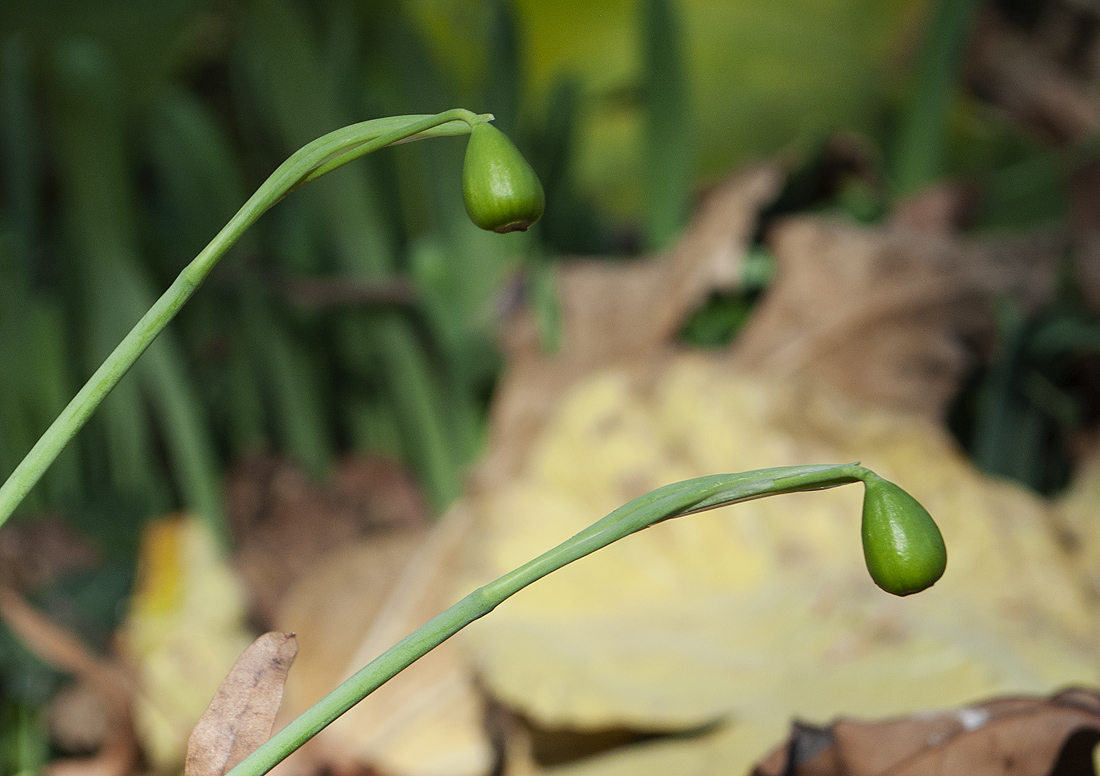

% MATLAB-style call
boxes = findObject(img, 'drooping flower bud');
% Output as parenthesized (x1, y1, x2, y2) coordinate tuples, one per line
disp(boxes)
(462, 120, 544, 234)
(861, 474, 946, 596)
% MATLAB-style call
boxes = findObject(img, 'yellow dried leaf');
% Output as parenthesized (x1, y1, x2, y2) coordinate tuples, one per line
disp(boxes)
(458, 357, 1100, 774)
(536, 720, 786, 776)
(453, 170, 1095, 776)
(118, 515, 255, 771)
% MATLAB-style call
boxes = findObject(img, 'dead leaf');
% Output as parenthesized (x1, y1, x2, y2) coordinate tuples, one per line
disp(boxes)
(0, 515, 99, 589)
(1055, 438, 1100, 598)
(459, 360, 1099, 747)
(502, 719, 788, 776)
(118, 514, 256, 771)
(185, 632, 298, 776)
(272, 507, 490, 776)
(49, 683, 111, 754)
(228, 454, 429, 624)
(732, 215, 1064, 418)
(888, 182, 976, 234)
(966, 5, 1100, 145)
(753, 687, 1100, 776)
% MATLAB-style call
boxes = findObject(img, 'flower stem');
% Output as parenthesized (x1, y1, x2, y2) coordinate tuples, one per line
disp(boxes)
(226, 462, 871, 776)
(0, 109, 486, 529)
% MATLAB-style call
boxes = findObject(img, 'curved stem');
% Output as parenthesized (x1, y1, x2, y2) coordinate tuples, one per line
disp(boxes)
(0, 109, 487, 528)
(226, 462, 871, 776)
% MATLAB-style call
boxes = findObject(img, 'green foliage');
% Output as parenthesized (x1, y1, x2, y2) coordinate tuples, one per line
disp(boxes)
(890, 0, 981, 194)
(0, 0, 579, 523)
(949, 285, 1100, 495)
(2, 0, 1097, 533)
(641, 0, 691, 250)
(0, 699, 49, 776)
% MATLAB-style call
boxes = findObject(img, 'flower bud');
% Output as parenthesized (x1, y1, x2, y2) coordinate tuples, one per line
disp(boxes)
(462, 121, 544, 234)
(861, 475, 946, 596)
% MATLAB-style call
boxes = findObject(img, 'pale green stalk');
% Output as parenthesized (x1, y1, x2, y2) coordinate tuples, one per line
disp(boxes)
(0, 109, 487, 528)
(226, 462, 871, 776)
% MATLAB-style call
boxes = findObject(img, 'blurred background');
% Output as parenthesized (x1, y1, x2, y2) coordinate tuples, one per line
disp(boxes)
(3, 0, 1100, 772)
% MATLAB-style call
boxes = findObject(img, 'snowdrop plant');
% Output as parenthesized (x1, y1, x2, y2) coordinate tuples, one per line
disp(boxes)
(0, 110, 944, 776)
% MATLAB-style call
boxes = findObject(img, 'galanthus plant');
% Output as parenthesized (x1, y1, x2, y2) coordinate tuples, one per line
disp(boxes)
(0, 109, 945, 776)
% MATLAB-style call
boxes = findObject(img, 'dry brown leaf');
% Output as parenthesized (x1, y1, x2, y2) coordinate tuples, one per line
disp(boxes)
(888, 182, 976, 234)
(966, 5, 1100, 144)
(0, 516, 99, 589)
(49, 683, 111, 755)
(733, 215, 1064, 418)
(0, 586, 139, 776)
(753, 688, 1100, 776)
(229, 454, 429, 624)
(185, 632, 298, 776)
(272, 508, 489, 776)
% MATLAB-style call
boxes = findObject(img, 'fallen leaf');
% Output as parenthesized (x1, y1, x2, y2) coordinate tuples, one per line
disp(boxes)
(966, 5, 1100, 145)
(1055, 440, 1100, 599)
(475, 166, 782, 488)
(753, 687, 1100, 776)
(460, 362, 1098, 741)
(272, 508, 491, 776)
(118, 514, 256, 771)
(732, 215, 1064, 418)
(501, 719, 787, 776)
(49, 683, 112, 755)
(888, 182, 976, 233)
(185, 632, 298, 776)
(228, 454, 429, 624)
(0, 515, 99, 589)
(447, 164, 1100, 775)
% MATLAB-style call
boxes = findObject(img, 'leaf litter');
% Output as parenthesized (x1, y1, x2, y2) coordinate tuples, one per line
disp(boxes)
(449, 155, 1100, 776)
(753, 687, 1100, 776)
(118, 514, 256, 771)
(270, 504, 491, 776)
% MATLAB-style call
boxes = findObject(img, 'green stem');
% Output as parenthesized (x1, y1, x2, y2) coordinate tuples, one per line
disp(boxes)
(0, 109, 486, 529)
(226, 462, 870, 776)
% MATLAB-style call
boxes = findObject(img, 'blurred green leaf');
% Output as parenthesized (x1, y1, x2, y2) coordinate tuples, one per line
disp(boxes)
(642, 0, 692, 250)
(237, 0, 465, 508)
(890, 0, 980, 194)
(976, 150, 1069, 231)
(0, 699, 49, 776)
(4, 0, 204, 100)
(242, 295, 333, 479)
(50, 39, 224, 539)
(512, 0, 924, 219)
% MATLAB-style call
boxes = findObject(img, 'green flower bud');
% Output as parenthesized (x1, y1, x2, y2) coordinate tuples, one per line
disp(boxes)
(462, 121, 544, 234)
(861, 474, 946, 596)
